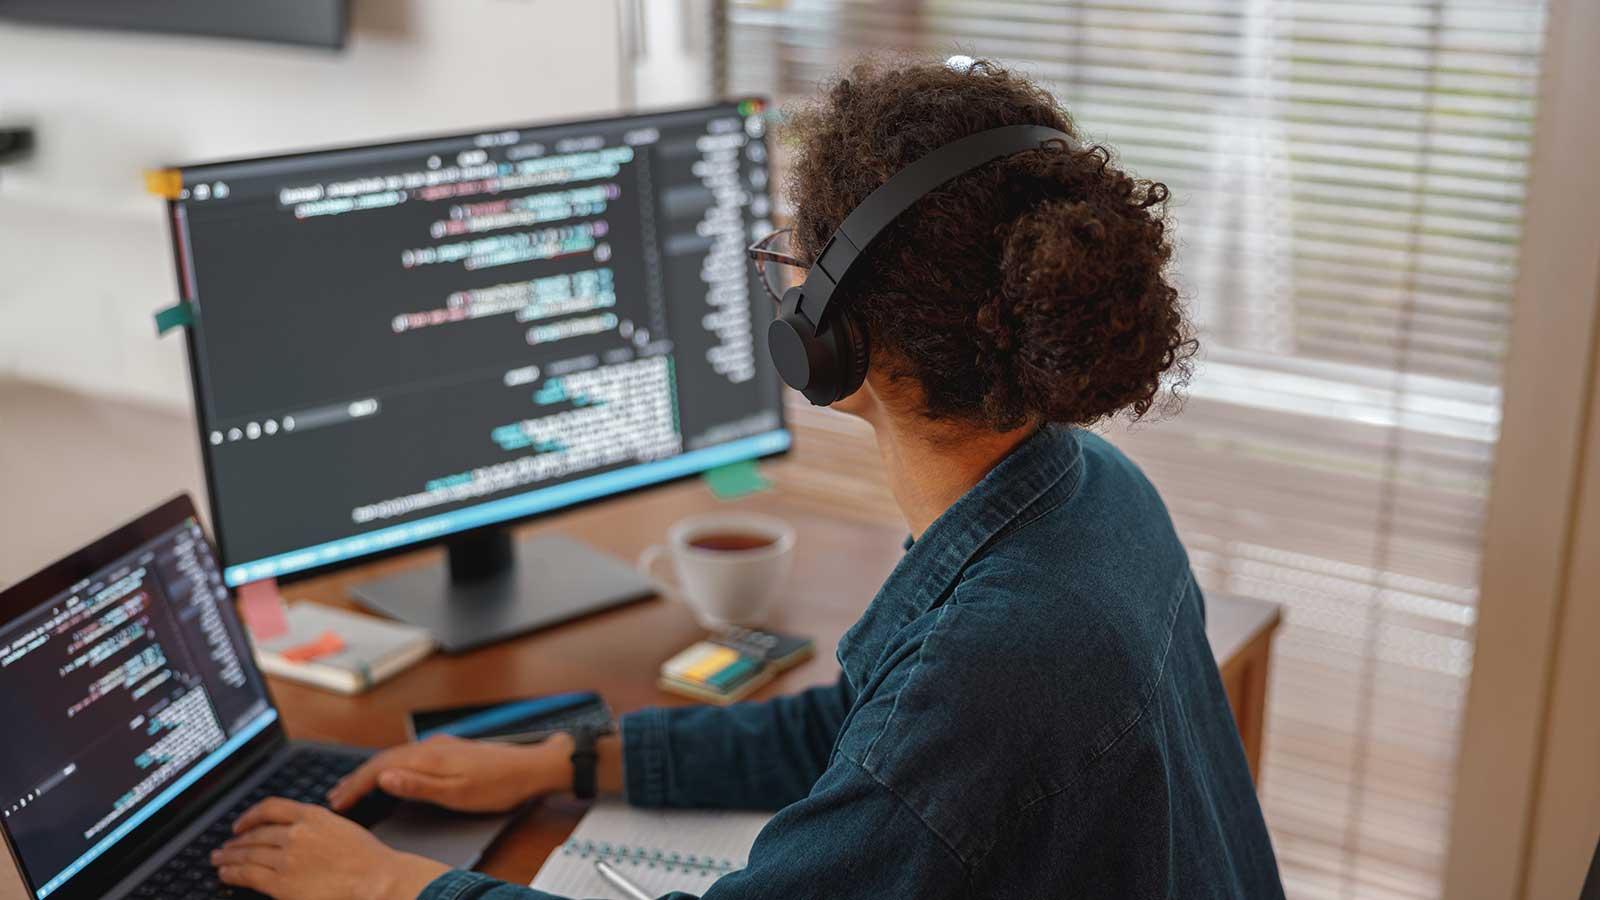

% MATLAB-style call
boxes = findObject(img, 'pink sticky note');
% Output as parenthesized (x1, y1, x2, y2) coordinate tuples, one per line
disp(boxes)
(237, 578, 289, 641)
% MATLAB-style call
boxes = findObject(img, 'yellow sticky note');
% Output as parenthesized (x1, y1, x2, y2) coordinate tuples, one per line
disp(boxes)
(682, 646, 741, 683)
(144, 169, 183, 200)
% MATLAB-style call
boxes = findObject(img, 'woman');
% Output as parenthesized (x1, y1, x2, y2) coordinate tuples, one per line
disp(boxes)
(215, 59, 1284, 899)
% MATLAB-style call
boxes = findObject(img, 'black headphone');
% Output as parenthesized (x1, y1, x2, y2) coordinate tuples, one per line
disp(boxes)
(766, 124, 1071, 406)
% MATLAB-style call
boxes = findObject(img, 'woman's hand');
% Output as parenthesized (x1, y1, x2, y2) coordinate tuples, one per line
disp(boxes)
(213, 798, 447, 900)
(327, 733, 571, 814)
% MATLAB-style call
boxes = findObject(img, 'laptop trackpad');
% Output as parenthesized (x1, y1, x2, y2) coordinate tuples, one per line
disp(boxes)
(371, 802, 516, 870)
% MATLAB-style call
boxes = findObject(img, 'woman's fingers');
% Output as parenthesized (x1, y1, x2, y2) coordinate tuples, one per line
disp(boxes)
(232, 796, 310, 833)
(216, 862, 278, 893)
(327, 751, 398, 810)
(376, 768, 464, 805)
(211, 844, 282, 870)
(327, 741, 450, 810)
(217, 824, 293, 850)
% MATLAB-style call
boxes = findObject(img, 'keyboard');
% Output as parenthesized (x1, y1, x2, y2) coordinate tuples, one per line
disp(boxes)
(129, 748, 364, 899)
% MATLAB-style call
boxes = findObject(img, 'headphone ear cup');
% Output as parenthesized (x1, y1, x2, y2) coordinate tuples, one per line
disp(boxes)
(832, 312, 870, 402)
(767, 286, 868, 405)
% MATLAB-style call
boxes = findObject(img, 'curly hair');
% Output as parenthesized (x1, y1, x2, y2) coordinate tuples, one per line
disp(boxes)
(782, 58, 1196, 430)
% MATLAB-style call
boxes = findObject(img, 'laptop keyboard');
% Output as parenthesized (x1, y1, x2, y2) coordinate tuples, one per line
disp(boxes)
(129, 748, 362, 899)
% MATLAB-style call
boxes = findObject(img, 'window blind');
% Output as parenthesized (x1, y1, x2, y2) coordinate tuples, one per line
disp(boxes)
(717, 2, 1548, 898)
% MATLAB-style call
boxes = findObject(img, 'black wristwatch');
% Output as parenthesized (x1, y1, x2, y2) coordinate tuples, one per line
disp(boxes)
(569, 727, 598, 800)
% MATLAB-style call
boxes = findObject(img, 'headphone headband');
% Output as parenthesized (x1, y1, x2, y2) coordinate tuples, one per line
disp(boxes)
(791, 124, 1070, 329)
(768, 123, 1071, 406)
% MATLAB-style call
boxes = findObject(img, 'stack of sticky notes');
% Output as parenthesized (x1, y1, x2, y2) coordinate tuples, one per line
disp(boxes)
(658, 627, 814, 704)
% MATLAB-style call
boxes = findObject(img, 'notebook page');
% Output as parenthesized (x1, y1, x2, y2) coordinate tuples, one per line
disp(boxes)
(530, 800, 771, 897)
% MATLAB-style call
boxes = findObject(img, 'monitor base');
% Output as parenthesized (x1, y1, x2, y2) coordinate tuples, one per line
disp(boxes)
(350, 533, 655, 653)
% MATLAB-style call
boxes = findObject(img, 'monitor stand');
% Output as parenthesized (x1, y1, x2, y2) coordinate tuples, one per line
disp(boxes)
(350, 530, 655, 653)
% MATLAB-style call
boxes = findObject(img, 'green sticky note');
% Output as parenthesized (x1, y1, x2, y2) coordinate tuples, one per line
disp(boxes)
(154, 301, 195, 335)
(704, 459, 771, 500)
(707, 656, 761, 690)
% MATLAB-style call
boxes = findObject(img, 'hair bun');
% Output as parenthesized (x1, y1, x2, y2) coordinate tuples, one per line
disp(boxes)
(987, 185, 1192, 424)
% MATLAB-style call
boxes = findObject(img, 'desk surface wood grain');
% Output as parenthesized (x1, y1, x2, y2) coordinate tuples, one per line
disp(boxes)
(0, 379, 1278, 897)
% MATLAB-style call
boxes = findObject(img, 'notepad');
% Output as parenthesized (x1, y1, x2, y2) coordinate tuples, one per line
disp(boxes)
(529, 800, 771, 896)
(252, 602, 434, 694)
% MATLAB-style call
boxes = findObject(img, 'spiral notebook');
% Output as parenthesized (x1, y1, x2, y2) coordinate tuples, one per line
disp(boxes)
(529, 800, 771, 897)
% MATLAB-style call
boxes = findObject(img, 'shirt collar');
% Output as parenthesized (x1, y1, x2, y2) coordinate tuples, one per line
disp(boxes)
(836, 426, 1085, 689)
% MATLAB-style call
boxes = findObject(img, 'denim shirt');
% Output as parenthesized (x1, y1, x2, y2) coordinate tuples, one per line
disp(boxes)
(422, 427, 1284, 899)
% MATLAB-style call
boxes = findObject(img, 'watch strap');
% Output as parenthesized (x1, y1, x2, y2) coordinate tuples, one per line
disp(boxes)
(570, 727, 598, 800)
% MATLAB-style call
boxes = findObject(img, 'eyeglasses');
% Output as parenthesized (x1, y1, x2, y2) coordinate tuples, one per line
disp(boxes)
(747, 227, 808, 304)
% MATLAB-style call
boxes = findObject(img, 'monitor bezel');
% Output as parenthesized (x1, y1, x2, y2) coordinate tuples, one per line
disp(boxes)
(0, 0, 350, 50)
(0, 494, 287, 900)
(165, 97, 789, 587)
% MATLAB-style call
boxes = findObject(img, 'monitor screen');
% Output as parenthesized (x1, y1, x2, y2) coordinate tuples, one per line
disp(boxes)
(0, 511, 276, 899)
(168, 100, 790, 586)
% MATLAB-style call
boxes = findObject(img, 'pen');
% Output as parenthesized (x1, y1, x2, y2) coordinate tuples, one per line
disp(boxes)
(595, 859, 653, 900)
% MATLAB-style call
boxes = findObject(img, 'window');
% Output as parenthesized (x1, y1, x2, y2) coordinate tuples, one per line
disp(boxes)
(719, 2, 1549, 896)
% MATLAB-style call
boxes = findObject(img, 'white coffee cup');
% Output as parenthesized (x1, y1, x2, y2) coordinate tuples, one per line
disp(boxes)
(637, 512, 795, 628)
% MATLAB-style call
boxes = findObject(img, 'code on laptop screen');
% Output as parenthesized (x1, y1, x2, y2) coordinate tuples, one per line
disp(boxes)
(0, 518, 275, 898)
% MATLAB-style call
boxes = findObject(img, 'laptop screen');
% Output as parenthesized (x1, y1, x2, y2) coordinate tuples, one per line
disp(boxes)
(0, 510, 276, 898)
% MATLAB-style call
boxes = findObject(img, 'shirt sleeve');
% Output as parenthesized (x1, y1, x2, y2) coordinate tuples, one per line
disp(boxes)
(416, 753, 968, 900)
(622, 676, 852, 810)
(418, 870, 544, 900)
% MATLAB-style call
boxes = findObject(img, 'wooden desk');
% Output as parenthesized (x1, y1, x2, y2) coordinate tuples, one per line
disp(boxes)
(0, 379, 1281, 896)
(1204, 594, 1281, 779)
(256, 482, 1282, 887)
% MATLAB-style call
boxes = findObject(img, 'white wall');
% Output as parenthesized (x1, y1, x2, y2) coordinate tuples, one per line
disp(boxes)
(628, 0, 715, 109)
(0, 0, 625, 409)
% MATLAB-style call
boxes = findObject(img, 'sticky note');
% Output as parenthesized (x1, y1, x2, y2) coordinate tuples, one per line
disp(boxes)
(154, 301, 194, 335)
(143, 169, 184, 200)
(707, 656, 762, 690)
(280, 630, 346, 663)
(237, 579, 290, 642)
(704, 460, 771, 500)
(682, 646, 741, 682)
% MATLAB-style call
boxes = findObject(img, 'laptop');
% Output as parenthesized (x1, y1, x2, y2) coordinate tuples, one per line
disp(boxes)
(0, 496, 512, 900)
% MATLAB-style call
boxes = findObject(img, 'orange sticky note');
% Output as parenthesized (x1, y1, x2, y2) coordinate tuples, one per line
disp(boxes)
(237, 578, 289, 641)
(280, 630, 346, 663)
(143, 168, 183, 199)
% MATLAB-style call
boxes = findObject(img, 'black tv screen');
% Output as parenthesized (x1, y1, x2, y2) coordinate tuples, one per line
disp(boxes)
(0, 0, 347, 48)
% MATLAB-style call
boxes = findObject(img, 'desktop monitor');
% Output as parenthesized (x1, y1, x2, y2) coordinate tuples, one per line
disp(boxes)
(163, 100, 790, 651)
